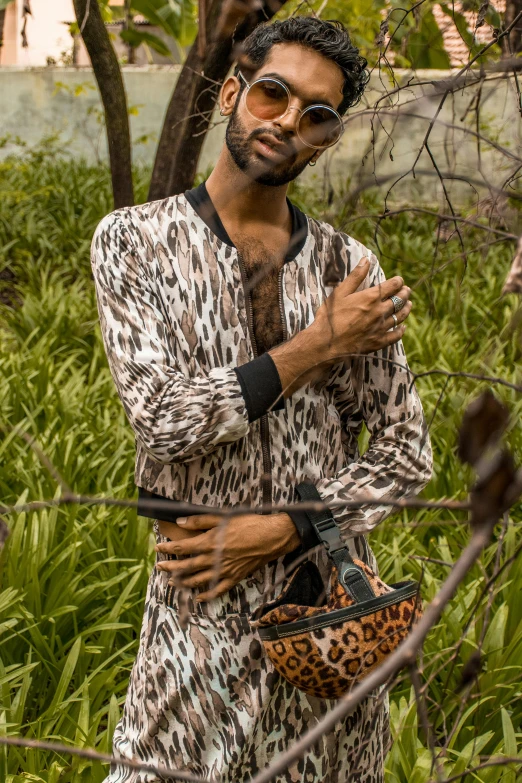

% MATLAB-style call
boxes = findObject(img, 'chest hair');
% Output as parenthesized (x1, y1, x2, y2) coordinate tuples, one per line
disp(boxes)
(238, 239, 285, 356)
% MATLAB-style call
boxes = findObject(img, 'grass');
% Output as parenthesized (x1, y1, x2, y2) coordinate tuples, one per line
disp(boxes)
(1, 149, 522, 782)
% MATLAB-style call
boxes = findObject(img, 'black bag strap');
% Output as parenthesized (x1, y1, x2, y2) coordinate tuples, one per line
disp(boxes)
(295, 482, 375, 603)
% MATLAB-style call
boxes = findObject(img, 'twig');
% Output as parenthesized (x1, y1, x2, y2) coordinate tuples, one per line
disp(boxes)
(0, 491, 471, 521)
(6, 425, 72, 495)
(442, 756, 522, 782)
(341, 207, 518, 241)
(0, 736, 210, 783)
(409, 662, 445, 782)
(410, 555, 454, 568)
(411, 369, 522, 393)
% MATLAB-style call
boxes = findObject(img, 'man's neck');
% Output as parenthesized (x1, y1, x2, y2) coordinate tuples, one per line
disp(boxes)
(205, 148, 291, 234)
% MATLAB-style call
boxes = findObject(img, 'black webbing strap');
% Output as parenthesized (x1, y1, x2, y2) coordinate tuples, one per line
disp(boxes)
(295, 482, 375, 603)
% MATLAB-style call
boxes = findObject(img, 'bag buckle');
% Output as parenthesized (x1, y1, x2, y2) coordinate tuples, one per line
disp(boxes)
(317, 523, 345, 555)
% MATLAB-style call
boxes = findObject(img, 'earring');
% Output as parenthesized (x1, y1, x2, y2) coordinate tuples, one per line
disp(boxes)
(219, 108, 226, 116)
(309, 159, 317, 167)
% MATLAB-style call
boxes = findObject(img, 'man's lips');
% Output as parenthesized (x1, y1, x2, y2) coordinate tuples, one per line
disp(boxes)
(253, 135, 292, 160)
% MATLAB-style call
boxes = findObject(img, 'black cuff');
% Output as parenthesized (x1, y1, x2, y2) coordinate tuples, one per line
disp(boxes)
(234, 353, 285, 423)
(287, 506, 321, 552)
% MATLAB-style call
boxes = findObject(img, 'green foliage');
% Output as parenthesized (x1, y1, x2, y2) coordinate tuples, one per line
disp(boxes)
(120, 27, 172, 58)
(129, 0, 197, 48)
(93, 0, 197, 59)
(52, 82, 96, 99)
(0, 155, 152, 783)
(277, 0, 387, 61)
(1, 153, 522, 781)
(389, 5, 451, 69)
(277, 0, 503, 69)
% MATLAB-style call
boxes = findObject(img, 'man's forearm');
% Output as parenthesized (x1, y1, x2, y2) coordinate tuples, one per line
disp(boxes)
(270, 323, 334, 398)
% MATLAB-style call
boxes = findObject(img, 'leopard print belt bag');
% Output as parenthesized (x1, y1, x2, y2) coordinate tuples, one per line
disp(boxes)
(251, 483, 422, 699)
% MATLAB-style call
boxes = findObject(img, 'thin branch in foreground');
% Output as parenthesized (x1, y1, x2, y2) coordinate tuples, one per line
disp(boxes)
(0, 491, 471, 522)
(409, 662, 445, 782)
(410, 369, 522, 394)
(0, 736, 210, 783)
(443, 756, 522, 783)
(9, 426, 72, 495)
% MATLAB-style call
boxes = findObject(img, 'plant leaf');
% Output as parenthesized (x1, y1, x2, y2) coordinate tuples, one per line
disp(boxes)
(120, 28, 172, 57)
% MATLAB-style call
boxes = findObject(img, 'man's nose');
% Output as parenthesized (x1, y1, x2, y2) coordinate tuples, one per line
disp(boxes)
(274, 104, 300, 136)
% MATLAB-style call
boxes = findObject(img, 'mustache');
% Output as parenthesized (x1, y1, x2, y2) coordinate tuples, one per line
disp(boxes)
(248, 128, 297, 157)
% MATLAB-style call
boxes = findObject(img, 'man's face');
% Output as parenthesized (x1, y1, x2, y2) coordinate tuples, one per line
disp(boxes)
(225, 43, 345, 186)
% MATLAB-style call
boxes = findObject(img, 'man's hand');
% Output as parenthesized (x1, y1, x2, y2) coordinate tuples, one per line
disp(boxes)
(270, 257, 412, 397)
(155, 512, 300, 602)
(312, 257, 411, 361)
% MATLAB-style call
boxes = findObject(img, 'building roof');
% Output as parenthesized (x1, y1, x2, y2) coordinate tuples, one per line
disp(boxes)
(107, 14, 149, 26)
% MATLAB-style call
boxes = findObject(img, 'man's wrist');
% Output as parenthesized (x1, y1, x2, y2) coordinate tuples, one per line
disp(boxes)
(269, 512, 301, 554)
(270, 323, 336, 397)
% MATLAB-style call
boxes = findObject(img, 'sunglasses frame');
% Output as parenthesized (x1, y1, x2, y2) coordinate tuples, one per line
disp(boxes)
(237, 71, 344, 150)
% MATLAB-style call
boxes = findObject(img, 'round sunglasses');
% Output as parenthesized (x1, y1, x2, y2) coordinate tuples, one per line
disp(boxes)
(237, 71, 344, 150)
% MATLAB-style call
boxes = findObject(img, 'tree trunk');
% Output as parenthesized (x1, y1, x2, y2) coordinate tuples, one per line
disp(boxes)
(73, 0, 134, 208)
(124, 0, 136, 65)
(502, 0, 522, 56)
(148, 0, 287, 201)
(0, 9, 6, 57)
(72, 33, 79, 66)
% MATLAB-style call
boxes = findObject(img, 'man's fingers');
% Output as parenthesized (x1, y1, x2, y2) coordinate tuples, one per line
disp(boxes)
(157, 554, 212, 577)
(156, 532, 213, 556)
(196, 579, 235, 603)
(336, 256, 370, 295)
(176, 514, 223, 530)
(382, 323, 407, 346)
(384, 300, 412, 330)
(382, 285, 411, 314)
(377, 275, 405, 300)
(176, 569, 215, 589)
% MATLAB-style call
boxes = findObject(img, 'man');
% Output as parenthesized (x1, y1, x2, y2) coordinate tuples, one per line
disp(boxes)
(91, 17, 432, 783)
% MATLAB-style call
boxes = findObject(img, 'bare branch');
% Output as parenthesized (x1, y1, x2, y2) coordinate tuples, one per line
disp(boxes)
(0, 490, 471, 522)
(0, 736, 209, 782)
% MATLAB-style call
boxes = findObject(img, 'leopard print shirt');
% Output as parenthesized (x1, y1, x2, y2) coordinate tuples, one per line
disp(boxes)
(91, 193, 432, 619)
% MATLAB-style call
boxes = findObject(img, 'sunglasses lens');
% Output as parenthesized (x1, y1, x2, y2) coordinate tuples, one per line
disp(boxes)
(298, 106, 343, 148)
(245, 79, 289, 121)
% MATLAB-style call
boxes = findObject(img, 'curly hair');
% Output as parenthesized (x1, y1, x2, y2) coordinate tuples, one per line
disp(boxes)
(235, 17, 369, 115)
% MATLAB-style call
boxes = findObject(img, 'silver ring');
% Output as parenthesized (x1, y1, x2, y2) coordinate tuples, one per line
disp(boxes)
(392, 313, 398, 330)
(390, 295, 405, 313)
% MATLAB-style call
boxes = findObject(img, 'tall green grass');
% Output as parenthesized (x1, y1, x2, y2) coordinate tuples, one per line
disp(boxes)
(1, 151, 521, 781)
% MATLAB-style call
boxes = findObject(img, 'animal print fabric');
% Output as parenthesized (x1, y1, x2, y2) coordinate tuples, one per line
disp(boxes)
(253, 562, 421, 699)
(91, 192, 432, 781)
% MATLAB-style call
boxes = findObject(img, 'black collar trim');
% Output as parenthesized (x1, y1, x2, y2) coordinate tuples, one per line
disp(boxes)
(184, 181, 308, 262)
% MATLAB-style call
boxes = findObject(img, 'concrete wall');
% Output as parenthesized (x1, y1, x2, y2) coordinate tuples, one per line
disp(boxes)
(1, 65, 521, 203)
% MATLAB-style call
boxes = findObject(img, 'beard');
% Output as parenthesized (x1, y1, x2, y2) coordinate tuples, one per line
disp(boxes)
(225, 104, 314, 186)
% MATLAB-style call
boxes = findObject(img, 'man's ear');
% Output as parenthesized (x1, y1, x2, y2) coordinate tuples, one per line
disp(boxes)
(220, 75, 241, 116)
